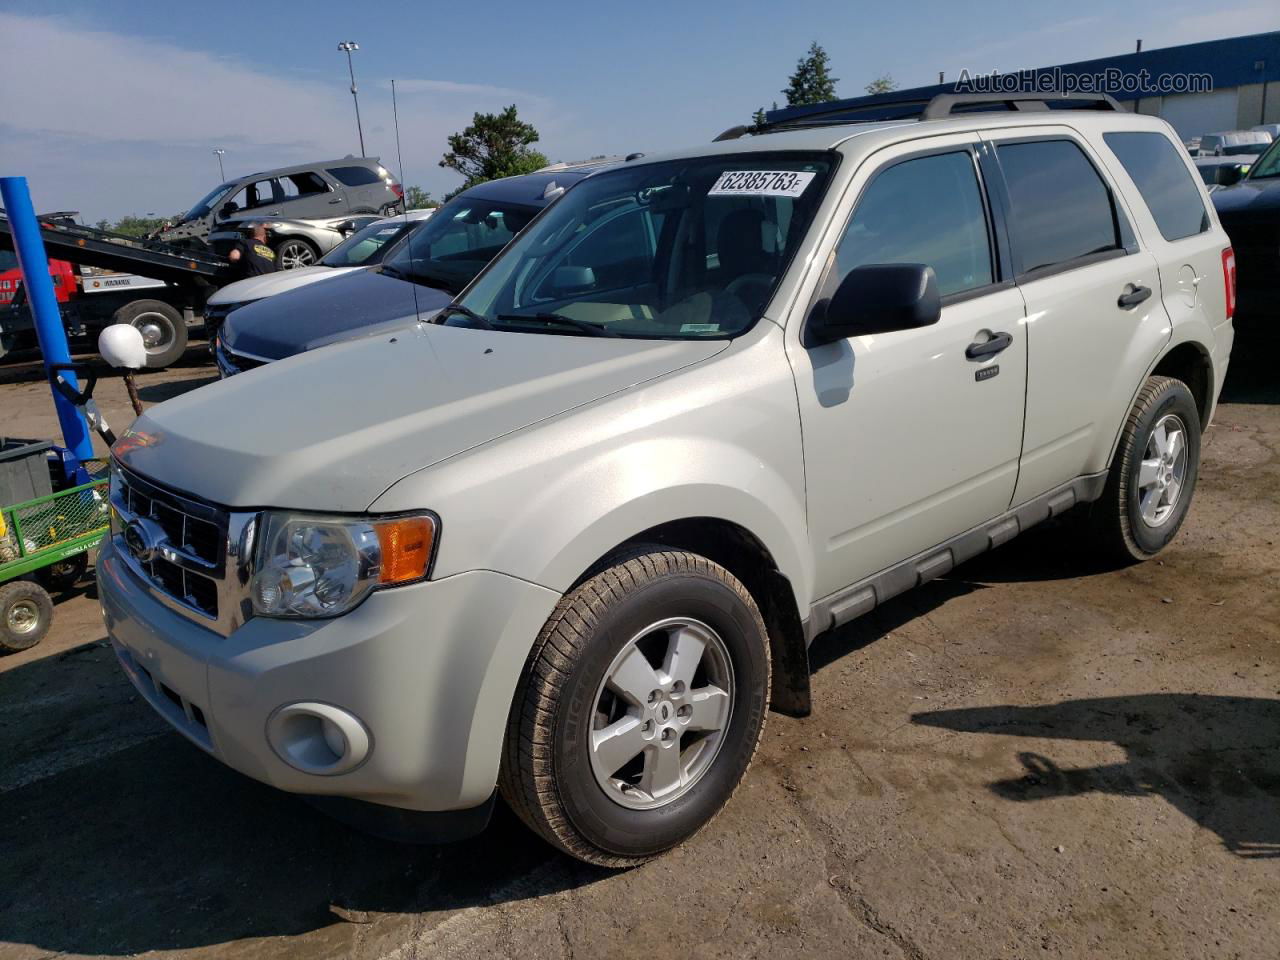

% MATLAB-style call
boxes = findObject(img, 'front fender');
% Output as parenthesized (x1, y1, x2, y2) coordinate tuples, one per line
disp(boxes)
(371, 324, 813, 613)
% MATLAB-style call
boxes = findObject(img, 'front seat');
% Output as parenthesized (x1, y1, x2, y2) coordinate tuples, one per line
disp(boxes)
(716, 208, 776, 315)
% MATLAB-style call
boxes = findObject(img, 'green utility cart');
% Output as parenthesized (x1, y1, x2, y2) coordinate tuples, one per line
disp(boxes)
(0, 444, 109, 652)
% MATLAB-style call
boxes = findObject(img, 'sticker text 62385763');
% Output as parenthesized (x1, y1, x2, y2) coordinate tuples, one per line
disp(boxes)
(708, 170, 816, 198)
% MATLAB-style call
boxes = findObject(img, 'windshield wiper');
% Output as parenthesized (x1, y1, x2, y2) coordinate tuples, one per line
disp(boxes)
(435, 303, 496, 329)
(495, 312, 619, 337)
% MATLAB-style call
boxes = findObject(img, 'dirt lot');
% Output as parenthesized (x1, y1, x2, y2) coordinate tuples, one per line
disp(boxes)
(1, 327, 1277, 960)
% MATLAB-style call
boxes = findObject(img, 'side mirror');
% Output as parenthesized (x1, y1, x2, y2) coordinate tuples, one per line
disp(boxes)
(809, 263, 941, 345)
(335, 219, 358, 235)
(218, 201, 239, 220)
(1214, 163, 1246, 187)
(98, 323, 147, 370)
(552, 265, 596, 293)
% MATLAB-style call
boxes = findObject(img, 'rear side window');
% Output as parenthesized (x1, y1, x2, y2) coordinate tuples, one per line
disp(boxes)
(327, 165, 383, 187)
(280, 172, 330, 198)
(1103, 132, 1209, 242)
(836, 150, 993, 298)
(997, 140, 1120, 275)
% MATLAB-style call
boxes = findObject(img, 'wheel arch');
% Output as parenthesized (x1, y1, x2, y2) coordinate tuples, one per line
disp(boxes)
(570, 516, 812, 717)
(1150, 339, 1213, 429)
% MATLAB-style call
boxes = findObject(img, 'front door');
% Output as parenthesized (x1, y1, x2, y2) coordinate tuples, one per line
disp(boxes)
(790, 139, 1028, 599)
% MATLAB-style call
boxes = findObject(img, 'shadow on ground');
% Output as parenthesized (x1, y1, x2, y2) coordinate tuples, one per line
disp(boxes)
(914, 694, 1280, 859)
(0, 639, 602, 957)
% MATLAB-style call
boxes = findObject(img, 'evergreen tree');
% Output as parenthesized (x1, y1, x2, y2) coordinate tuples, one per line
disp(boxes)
(865, 74, 898, 96)
(782, 43, 838, 106)
(439, 105, 548, 197)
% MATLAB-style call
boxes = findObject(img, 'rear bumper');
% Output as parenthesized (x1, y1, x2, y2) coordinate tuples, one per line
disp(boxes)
(99, 538, 560, 813)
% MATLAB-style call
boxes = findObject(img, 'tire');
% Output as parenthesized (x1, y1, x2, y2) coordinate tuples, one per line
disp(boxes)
(0, 580, 54, 653)
(35, 551, 88, 591)
(1092, 375, 1201, 562)
(274, 237, 320, 270)
(500, 546, 771, 867)
(110, 300, 188, 369)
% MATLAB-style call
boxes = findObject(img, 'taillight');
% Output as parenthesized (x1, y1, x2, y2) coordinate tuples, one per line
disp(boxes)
(391, 183, 404, 199)
(1221, 247, 1236, 321)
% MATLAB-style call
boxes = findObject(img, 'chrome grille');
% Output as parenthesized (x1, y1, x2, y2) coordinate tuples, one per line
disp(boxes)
(110, 464, 254, 634)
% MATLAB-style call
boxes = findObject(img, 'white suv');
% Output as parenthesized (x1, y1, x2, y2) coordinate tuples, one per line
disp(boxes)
(99, 94, 1234, 866)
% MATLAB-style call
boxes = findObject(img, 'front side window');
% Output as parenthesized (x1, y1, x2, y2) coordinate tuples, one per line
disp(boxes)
(451, 153, 835, 339)
(381, 199, 539, 294)
(1104, 132, 1208, 242)
(321, 220, 415, 267)
(835, 150, 993, 298)
(997, 139, 1121, 275)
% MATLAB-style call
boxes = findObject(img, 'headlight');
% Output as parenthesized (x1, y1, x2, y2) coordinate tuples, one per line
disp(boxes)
(250, 511, 437, 619)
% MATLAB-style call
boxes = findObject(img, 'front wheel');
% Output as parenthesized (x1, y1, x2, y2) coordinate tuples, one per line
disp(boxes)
(500, 546, 771, 867)
(1092, 375, 1201, 562)
(274, 237, 319, 270)
(0, 580, 54, 653)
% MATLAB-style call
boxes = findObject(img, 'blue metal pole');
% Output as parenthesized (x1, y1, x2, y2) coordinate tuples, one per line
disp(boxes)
(0, 176, 95, 465)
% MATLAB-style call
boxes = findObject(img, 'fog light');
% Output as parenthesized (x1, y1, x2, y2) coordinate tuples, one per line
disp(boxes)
(266, 702, 371, 776)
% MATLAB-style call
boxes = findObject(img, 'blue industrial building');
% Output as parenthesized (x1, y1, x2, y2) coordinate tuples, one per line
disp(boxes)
(770, 31, 1280, 140)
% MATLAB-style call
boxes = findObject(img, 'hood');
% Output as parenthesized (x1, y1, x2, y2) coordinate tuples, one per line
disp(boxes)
(1211, 177, 1280, 223)
(116, 323, 728, 511)
(219, 268, 453, 360)
(208, 264, 358, 306)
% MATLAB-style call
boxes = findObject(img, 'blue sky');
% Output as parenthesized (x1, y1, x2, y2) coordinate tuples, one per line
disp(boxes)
(1, 0, 1276, 221)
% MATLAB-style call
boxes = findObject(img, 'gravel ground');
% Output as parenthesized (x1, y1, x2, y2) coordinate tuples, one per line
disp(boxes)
(1, 325, 1276, 960)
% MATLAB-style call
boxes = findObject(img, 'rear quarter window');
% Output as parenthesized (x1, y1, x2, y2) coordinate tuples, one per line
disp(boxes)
(327, 165, 383, 187)
(1103, 132, 1209, 242)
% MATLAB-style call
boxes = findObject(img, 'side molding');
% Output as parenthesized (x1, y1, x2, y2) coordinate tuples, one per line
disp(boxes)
(806, 473, 1107, 644)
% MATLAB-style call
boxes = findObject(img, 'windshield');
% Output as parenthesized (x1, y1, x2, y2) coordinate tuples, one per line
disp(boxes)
(183, 182, 236, 222)
(381, 198, 539, 295)
(1248, 139, 1280, 179)
(320, 218, 418, 267)
(449, 153, 835, 339)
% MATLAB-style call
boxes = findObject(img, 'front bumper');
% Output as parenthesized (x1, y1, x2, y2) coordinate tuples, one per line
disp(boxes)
(99, 537, 560, 812)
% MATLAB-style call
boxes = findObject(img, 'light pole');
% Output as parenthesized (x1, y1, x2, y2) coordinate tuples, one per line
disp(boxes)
(213, 148, 226, 181)
(337, 41, 366, 156)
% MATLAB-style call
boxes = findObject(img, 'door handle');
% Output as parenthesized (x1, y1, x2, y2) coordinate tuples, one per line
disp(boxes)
(965, 331, 1013, 360)
(328, 198, 342, 204)
(1117, 283, 1152, 308)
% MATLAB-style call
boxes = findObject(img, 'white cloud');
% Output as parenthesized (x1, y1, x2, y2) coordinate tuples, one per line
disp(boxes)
(0, 13, 565, 221)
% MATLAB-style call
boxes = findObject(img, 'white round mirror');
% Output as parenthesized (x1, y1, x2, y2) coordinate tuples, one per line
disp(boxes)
(98, 323, 148, 370)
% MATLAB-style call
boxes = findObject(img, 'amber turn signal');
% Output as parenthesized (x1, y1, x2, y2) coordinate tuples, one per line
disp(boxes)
(374, 515, 436, 585)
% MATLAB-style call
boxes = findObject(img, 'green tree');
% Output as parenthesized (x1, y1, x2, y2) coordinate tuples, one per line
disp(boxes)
(111, 215, 172, 237)
(748, 101, 779, 133)
(405, 185, 438, 209)
(865, 74, 898, 95)
(782, 42, 838, 106)
(439, 105, 548, 197)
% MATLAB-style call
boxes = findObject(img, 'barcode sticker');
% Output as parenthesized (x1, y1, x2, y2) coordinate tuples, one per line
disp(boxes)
(709, 170, 816, 198)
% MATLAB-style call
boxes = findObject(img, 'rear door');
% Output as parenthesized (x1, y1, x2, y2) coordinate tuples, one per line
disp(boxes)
(981, 128, 1170, 505)
(276, 171, 341, 219)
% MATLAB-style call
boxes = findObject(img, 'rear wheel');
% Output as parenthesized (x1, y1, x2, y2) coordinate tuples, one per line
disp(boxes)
(0, 580, 53, 653)
(274, 237, 319, 270)
(500, 546, 771, 867)
(110, 299, 188, 369)
(1092, 376, 1201, 562)
(35, 552, 88, 592)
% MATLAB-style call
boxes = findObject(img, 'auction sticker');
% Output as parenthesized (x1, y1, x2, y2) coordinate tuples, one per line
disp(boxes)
(709, 170, 815, 198)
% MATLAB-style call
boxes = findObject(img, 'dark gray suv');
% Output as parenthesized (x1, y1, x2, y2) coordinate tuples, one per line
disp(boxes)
(157, 157, 403, 246)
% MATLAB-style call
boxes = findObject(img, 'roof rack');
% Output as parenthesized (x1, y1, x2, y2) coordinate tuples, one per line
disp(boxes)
(719, 91, 1123, 139)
